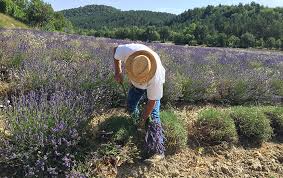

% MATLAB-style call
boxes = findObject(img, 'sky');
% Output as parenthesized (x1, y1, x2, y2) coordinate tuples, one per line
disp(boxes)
(43, 0, 283, 14)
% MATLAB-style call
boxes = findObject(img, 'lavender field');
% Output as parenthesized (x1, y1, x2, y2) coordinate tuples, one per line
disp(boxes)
(0, 29, 283, 177)
(1, 29, 283, 106)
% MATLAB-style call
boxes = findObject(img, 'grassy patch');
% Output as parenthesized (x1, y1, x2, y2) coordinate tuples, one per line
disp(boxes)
(0, 13, 28, 29)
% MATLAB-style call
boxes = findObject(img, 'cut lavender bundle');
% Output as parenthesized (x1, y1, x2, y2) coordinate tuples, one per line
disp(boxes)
(145, 119, 166, 155)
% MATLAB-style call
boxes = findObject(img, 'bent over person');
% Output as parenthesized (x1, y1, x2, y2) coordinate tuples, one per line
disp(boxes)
(113, 43, 166, 163)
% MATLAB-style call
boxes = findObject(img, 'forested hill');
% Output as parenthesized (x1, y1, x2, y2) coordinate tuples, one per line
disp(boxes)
(60, 5, 176, 29)
(168, 3, 283, 41)
(59, 3, 283, 50)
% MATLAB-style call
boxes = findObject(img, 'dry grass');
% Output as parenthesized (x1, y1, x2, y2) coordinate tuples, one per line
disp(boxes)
(0, 115, 10, 137)
(0, 81, 10, 96)
(0, 13, 28, 29)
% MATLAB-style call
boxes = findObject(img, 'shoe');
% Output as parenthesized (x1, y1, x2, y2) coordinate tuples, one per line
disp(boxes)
(144, 154, 165, 164)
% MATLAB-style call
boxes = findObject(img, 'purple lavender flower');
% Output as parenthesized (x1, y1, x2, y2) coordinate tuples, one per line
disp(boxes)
(145, 120, 166, 155)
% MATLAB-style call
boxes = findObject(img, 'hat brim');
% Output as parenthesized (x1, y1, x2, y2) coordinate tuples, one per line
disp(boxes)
(125, 50, 157, 84)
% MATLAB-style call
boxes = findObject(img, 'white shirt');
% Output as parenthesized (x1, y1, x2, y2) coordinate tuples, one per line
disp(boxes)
(114, 44, 166, 100)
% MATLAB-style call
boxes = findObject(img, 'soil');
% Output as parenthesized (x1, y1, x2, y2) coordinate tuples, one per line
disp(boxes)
(117, 142, 283, 178)
(96, 106, 283, 178)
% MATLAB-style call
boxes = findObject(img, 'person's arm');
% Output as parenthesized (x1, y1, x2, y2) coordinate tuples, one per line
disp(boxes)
(139, 83, 163, 128)
(142, 99, 156, 120)
(139, 99, 156, 128)
(114, 59, 123, 82)
(113, 47, 123, 83)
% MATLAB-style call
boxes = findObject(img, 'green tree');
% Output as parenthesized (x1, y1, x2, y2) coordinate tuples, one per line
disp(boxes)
(183, 23, 197, 35)
(159, 26, 171, 43)
(27, 0, 54, 27)
(52, 12, 73, 32)
(114, 28, 131, 39)
(193, 24, 209, 45)
(128, 26, 140, 40)
(0, 0, 26, 21)
(240, 32, 256, 48)
(143, 26, 160, 42)
(206, 34, 218, 47)
(216, 33, 227, 47)
(265, 37, 276, 49)
(173, 32, 186, 45)
(185, 34, 195, 45)
(275, 39, 282, 49)
(256, 38, 265, 48)
(227, 35, 240, 48)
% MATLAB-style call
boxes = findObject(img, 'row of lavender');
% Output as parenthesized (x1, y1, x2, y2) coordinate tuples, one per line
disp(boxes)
(2, 29, 283, 105)
(0, 29, 282, 176)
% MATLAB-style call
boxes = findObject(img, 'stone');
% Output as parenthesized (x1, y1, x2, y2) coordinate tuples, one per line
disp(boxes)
(254, 151, 264, 161)
(233, 166, 243, 174)
(221, 165, 230, 174)
(278, 156, 283, 164)
(171, 169, 180, 177)
(262, 165, 270, 172)
(244, 174, 250, 178)
(250, 159, 262, 171)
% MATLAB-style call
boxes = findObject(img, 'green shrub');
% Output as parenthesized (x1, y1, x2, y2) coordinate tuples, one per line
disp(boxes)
(231, 107, 273, 145)
(194, 108, 238, 145)
(97, 116, 137, 145)
(265, 107, 283, 137)
(160, 111, 187, 154)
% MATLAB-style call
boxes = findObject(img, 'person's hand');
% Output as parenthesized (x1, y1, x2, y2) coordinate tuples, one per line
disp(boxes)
(114, 73, 123, 83)
(138, 119, 146, 130)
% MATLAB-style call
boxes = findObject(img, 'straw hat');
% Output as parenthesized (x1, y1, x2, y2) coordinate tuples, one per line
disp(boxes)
(125, 50, 157, 84)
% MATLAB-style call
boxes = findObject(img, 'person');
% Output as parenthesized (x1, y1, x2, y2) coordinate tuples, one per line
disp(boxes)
(113, 43, 166, 163)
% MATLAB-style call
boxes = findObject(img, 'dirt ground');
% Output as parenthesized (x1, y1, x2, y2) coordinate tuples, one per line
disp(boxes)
(117, 142, 283, 178)
(97, 106, 283, 178)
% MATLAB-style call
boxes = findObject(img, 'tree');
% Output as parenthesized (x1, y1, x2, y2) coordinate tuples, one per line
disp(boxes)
(15, 0, 28, 10)
(206, 34, 218, 47)
(173, 32, 186, 45)
(52, 12, 73, 32)
(114, 28, 131, 39)
(193, 24, 209, 45)
(159, 26, 171, 43)
(215, 33, 227, 47)
(27, 0, 54, 27)
(240, 32, 256, 48)
(143, 26, 160, 42)
(265, 37, 276, 49)
(128, 26, 140, 40)
(184, 34, 195, 45)
(0, 0, 26, 21)
(227, 35, 240, 48)
(256, 38, 265, 48)
(275, 39, 282, 49)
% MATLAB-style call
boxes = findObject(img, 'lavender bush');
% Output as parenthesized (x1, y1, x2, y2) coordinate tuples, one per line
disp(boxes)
(1, 29, 282, 106)
(0, 89, 93, 177)
(0, 28, 282, 176)
(231, 106, 273, 146)
(265, 106, 283, 138)
(194, 108, 238, 146)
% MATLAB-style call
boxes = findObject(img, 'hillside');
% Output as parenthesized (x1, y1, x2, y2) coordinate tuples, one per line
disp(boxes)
(60, 5, 176, 29)
(168, 3, 283, 40)
(59, 3, 283, 50)
(0, 13, 28, 29)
